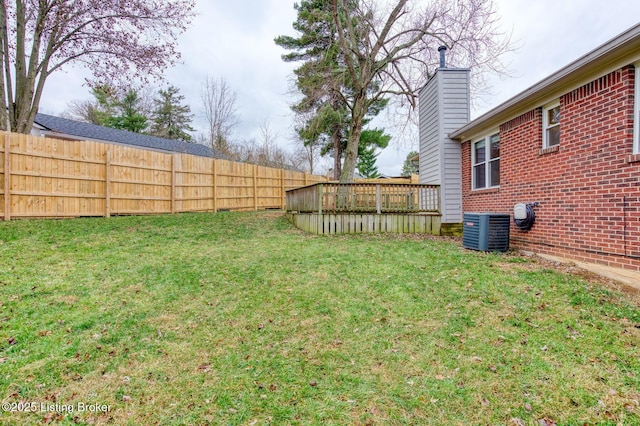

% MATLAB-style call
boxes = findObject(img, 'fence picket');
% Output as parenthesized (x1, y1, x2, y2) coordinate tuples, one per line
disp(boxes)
(3, 133, 10, 220)
(105, 148, 111, 218)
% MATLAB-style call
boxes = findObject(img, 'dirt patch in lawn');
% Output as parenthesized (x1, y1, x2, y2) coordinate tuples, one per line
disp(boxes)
(496, 251, 640, 305)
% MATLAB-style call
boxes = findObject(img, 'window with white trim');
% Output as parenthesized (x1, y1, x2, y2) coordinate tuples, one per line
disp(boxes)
(472, 133, 500, 190)
(634, 65, 639, 154)
(543, 102, 560, 148)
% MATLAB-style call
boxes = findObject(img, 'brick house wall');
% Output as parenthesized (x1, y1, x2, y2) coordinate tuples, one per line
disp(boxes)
(461, 65, 640, 271)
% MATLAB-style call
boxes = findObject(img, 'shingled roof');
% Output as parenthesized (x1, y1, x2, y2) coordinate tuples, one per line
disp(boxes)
(34, 113, 222, 159)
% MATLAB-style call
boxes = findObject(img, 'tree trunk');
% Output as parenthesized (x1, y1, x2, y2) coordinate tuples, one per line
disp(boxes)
(339, 97, 366, 183)
(8, 0, 40, 134)
(0, 3, 9, 131)
(332, 124, 341, 180)
(13, 74, 37, 133)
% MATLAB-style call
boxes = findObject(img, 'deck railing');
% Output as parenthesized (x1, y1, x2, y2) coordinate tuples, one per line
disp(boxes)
(286, 183, 440, 214)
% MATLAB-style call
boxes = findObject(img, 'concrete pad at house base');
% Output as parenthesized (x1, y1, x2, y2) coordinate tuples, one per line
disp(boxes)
(536, 253, 640, 290)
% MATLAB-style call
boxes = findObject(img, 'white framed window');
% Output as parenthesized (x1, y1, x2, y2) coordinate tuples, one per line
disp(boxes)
(472, 132, 500, 190)
(634, 64, 639, 154)
(543, 102, 560, 148)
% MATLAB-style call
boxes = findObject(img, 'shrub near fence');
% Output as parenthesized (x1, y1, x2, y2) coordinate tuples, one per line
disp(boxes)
(0, 132, 326, 220)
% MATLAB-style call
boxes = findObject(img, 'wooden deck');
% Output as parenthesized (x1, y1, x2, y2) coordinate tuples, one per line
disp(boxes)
(286, 212, 441, 235)
(286, 183, 442, 235)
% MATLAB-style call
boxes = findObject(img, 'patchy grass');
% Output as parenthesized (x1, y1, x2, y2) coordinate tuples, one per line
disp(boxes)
(0, 211, 638, 425)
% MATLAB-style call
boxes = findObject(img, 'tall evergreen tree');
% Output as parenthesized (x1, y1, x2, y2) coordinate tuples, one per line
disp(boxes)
(276, 0, 389, 180)
(276, 0, 345, 178)
(149, 86, 195, 142)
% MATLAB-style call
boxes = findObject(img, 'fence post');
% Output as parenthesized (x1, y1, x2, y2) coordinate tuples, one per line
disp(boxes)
(317, 183, 323, 215)
(376, 184, 382, 214)
(3, 133, 10, 221)
(171, 154, 176, 214)
(253, 164, 258, 211)
(280, 168, 286, 210)
(105, 148, 111, 218)
(212, 159, 217, 213)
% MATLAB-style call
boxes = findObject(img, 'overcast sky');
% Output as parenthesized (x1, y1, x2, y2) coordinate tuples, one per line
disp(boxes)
(38, 0, 640, 176)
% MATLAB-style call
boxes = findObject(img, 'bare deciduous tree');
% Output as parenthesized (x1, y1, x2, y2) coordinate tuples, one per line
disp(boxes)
(291, 141, 330, 175)
(255, 118, 286, 168)
(328, 0, 510, 182)
(201, 75, 239, 154)
(63, 98, 104, 125)
(234, 139, 289, 169)
(212, 118, 294, 169)
(0, 0, 195, 133)
(290, 113, 324, 174)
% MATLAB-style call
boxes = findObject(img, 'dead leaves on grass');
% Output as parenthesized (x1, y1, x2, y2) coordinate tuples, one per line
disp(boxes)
(511, 417, 558, 426)
(43, 412, 64, 423)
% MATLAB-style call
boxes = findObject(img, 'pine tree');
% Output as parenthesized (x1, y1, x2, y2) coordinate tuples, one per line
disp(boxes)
(356, 129, 390, 178)
(276, 0, 389, 179)
(401, 151, 419, 177)
(356, 147, 381, 179)
(149, 86, 195, 142)
(90, 85, 119, 126)
(276, 0, 345, 178)
(107, 91, 148, 133)
(68, 86, 149, 133)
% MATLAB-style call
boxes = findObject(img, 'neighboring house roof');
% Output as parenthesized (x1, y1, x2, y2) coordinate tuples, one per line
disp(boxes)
(374, 174, 402, 179)
(450, 22, 640, 141)
(33, 113, 223, 159)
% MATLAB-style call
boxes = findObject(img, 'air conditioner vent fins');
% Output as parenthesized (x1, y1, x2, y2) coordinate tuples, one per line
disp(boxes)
(462, 213, 510, 252)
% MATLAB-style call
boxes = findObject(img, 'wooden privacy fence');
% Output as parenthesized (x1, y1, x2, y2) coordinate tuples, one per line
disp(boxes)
(0, 131, 326, 220)
(286, 182, 440, 214)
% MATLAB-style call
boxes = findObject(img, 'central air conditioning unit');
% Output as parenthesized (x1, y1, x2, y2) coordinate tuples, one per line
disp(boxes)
(462, 213, 511, 252)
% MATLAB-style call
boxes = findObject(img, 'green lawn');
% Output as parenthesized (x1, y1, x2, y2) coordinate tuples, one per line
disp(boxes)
(0, 211, 638, 425)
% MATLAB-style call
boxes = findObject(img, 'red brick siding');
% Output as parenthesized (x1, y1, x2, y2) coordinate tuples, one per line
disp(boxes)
(461, 65, 640, 271)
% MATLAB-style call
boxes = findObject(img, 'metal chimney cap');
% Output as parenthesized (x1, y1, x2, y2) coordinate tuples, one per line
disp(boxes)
(438, 46, 447, 68)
